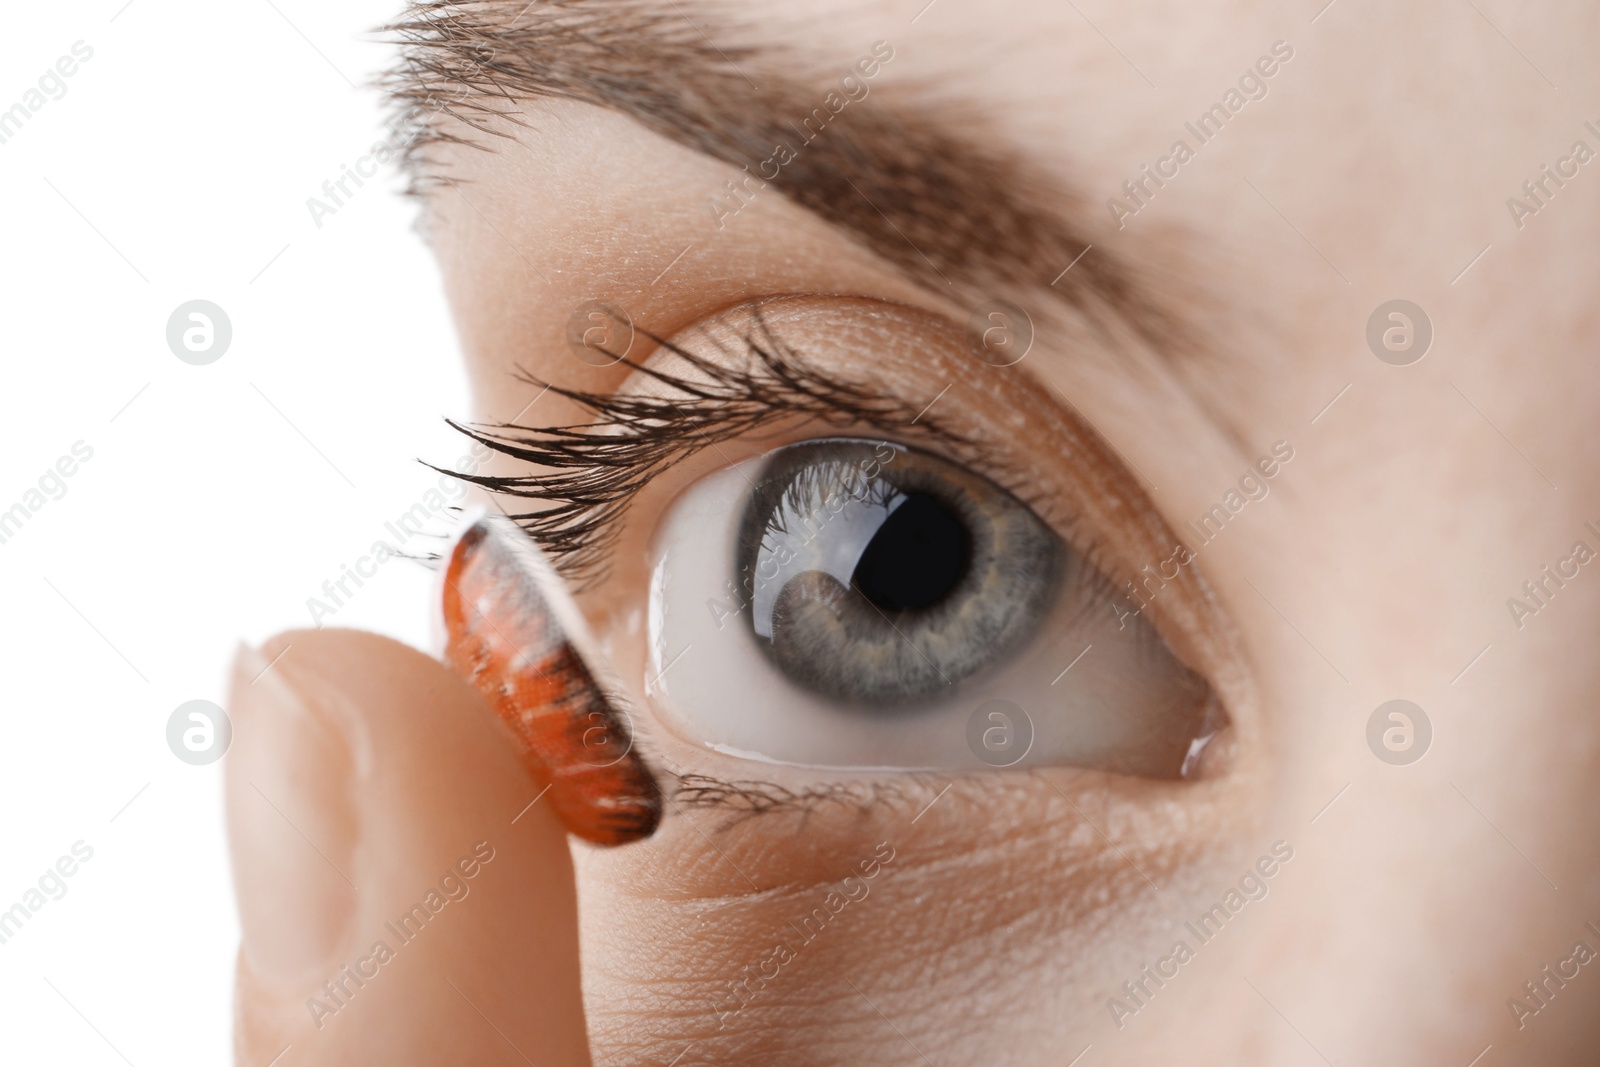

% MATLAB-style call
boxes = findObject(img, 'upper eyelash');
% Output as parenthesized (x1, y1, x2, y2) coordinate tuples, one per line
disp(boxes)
(441, 309, 973, 587)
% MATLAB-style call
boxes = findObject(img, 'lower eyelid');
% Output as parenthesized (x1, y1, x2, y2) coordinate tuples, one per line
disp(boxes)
(634, 756, 1232, 912)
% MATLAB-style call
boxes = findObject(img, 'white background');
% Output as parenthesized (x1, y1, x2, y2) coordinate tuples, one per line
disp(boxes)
(0, 2, 467, 1061)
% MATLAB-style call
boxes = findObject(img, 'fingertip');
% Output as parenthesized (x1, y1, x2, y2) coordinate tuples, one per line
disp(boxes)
(228, 628, 592, 1066)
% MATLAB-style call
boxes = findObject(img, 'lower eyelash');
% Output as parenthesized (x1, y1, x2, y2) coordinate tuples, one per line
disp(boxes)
(667, 766, 917, 826)
(438, 309, 974, 588)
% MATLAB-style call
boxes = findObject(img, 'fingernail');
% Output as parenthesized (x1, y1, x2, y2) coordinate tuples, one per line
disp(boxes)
(227, 642, 360, 989)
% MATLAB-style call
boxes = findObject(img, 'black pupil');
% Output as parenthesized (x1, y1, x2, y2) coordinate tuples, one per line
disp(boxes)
(850, 492, 972, 612)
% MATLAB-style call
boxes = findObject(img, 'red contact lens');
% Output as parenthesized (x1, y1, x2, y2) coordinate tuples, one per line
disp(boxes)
(441, 514, 662, 846)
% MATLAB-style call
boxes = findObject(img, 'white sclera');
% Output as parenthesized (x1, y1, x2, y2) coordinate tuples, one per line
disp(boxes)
(647, 457, 1211, 775)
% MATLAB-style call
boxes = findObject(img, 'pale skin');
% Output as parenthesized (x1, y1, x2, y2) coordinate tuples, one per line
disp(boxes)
(229, 2, 1600, 1063)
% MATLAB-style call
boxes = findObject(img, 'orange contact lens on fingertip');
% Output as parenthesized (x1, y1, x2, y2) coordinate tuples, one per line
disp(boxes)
(440, 512, 662, 846)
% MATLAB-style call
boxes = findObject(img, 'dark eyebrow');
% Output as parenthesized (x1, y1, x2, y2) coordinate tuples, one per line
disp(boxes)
(383, 0, 1176, 349)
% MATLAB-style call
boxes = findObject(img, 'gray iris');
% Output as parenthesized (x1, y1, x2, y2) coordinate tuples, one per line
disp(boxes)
(736, 438, 1063, 706)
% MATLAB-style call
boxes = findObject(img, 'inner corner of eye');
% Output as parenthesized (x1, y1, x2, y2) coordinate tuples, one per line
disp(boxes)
(645, 436, 1222, 782)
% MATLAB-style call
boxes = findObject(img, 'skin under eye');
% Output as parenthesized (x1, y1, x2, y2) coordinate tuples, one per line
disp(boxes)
(647, 435, 1222, 778)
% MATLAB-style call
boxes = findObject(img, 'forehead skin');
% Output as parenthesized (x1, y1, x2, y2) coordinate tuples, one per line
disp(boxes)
(410, 0, 1600, 1063)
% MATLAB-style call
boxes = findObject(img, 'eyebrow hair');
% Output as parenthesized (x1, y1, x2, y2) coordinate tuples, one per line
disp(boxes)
(383, 0, 1177, 349)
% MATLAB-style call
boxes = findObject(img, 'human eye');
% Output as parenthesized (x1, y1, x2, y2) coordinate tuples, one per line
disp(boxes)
(455, 295, 1233, 792)
(650, 434, 1218, 777)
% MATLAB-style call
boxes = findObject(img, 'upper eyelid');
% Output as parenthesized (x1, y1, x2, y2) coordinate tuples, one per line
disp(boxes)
(441, 295, 1202, 672)
(440, 311, 993, 587)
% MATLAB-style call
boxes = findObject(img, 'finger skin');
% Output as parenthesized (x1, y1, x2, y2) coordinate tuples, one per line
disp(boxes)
(229, 629, 592, 1067)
